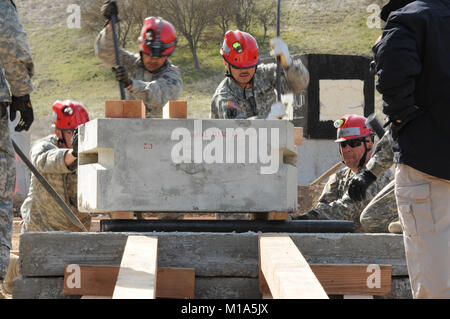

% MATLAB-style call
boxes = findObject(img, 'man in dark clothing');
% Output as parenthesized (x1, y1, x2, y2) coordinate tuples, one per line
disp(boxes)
(372, 0, 450, 298)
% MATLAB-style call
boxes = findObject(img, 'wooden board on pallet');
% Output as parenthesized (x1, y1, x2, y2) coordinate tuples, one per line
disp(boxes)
(63, 265, 195, 299)
(112, 235, 158, 299)
(259, 234, 328, 299)
(259, 263, 391, 297)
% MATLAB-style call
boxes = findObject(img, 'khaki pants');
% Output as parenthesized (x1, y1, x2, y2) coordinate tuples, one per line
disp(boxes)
(395, 164, 450, 299)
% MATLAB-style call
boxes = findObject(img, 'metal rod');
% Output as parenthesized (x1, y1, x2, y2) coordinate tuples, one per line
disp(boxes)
(100, 219, 354, 233)
(110, 13, 126, 100)
(11, 139, 87, 232)
(276, 0, 282, 102)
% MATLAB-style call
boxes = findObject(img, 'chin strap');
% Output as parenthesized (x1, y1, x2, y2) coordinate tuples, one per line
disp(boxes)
(357, 138, 373, 170)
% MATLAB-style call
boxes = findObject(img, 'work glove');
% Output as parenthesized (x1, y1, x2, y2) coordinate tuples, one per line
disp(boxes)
(101, 0, 118, 21)
(0, 102, 9, 119)
(292, 209, 320, 220)
(270, 37, 292, 69)
(10, 94, 34, 132)
(112, 65, 132, 87)
(71, 128, 79, 158)
(348, 169, 377, 201)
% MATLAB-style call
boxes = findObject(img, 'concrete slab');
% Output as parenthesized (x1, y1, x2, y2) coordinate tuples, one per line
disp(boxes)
(77, 118, 298, 213)
(19, 232, 408, 277)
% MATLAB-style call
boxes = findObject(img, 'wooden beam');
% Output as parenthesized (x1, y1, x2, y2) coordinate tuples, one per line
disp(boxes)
(259, 263, 391, 296)
(63, 265, 195, 299)
(252, 212, 288, 221)
(112, 235, 158, 299)
(259, 234, 328, 299)
(294, 127, 303, 146)
(163, 100, 187, 119)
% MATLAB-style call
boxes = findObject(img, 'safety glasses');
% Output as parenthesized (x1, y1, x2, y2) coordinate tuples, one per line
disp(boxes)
(339, 138, 364, 148)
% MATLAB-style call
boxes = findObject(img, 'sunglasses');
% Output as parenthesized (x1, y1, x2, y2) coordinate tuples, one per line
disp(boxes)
(339, 138, 364, 148)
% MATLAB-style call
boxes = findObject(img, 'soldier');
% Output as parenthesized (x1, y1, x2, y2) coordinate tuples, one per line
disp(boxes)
(0, 0, 34, 287)
(210, 30, 309, 119)
(294, 115, 398, 233)
(95, 1, 183, 118)
(348, 131, 402, 233)
(20, 100, 91, 232)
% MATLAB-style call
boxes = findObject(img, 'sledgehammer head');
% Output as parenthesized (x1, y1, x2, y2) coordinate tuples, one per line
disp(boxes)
(266, 102, 287, 120)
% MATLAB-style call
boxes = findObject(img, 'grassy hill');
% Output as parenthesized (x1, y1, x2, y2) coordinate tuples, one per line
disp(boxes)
(15, 0, 385, 140)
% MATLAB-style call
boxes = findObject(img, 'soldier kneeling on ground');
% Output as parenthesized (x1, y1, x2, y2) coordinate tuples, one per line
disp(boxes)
(294, 114, 399, 233)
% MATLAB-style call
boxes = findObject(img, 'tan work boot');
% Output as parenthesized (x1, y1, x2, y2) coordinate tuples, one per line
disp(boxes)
(388, 220, 403, 234)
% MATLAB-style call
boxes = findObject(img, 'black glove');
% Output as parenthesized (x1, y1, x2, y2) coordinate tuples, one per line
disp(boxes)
(101, 0, 118, 21)
(0, 102, 9, 119)
(348, 169, 377, 201)
(10, 94, 34, 132)
(71, 128, 79, 158)
(292, 209, 320, 220)
(112, 66, 132, 87)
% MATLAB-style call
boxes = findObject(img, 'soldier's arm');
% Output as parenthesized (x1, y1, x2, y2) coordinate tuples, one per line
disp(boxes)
(365, 131, 394, 178)
(313, 174, 369, 221)
(94, 24, 138, 71)
(31, 141, 74, 174)
(261, 59, 309, 95)
(0, 2, 34, 101)
(127, 66, 183, 113)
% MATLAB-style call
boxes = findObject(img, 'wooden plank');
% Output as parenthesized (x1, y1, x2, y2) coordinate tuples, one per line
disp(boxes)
(259, 234, 328, 299)
(63, 265, 195, 299)
(163, 100, 187, 119)
(112, 235, 158, 299)
(252, 212, 288, 221)
(311, 264, 391, 296)
(105, 100, 145, 118)
(294, 127, 303, 146)
(258, 263, 391, 296)
(310, 162, 343, 186)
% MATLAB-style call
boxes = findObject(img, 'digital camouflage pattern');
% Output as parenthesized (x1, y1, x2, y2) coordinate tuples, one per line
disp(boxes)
(0, 0, 34, 279)
(210, 58, 309, 119)
(95, 26, 183, 118)
(313, 134, 397, 232)
(20, 135, 91, 232)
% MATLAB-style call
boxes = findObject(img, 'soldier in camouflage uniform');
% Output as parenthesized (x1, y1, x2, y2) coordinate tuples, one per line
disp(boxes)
(211, 30, 309, 119)
(349, 131, 399, 233)
(211, 30, 309, 220)
(295, 115, 397, 233)
(96, 1, 183, 118)
(0, 0, 34, 282)
(20, 100, 91, 232)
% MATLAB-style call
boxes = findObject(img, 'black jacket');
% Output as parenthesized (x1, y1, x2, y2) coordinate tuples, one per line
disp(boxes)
(373, 0, 450, 180)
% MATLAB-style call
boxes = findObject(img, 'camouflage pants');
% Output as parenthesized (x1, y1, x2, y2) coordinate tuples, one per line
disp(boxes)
(360, 179, 398, 233)
(0, 126, 16, 279)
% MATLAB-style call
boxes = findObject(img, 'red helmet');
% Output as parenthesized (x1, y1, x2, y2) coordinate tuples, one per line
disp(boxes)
(220, 30, 259, 69)
(334, 114, 374, 143)
(52, 100, 89, 130)
(138, 17, 177, 57)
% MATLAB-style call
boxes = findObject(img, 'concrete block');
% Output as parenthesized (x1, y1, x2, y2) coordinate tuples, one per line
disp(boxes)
(195, 277, 260, 299)
(77, 118, 298, 213)
(13, 276, 77, 299)
(19, 232, 407, 277)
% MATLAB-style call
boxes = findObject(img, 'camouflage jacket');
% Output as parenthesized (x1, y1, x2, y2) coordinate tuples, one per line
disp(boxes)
(210, 59, 309, 119)
(0, 0, 34, 152)
(313, 163, 394, 229)
(20, 135, 91, 232)
(95, 27, 183, 118)
(365, 131, 394, 177)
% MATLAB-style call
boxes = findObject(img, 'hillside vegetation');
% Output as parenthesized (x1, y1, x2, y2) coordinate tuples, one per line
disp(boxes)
(15, 0, 385, 139)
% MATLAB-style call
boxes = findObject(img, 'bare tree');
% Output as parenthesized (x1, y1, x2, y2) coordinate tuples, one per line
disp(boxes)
(255, 0, 276, 44)
(155, 0, 217, 69)
(235, 0, 256, 32)
(213, 0, 237, 36)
